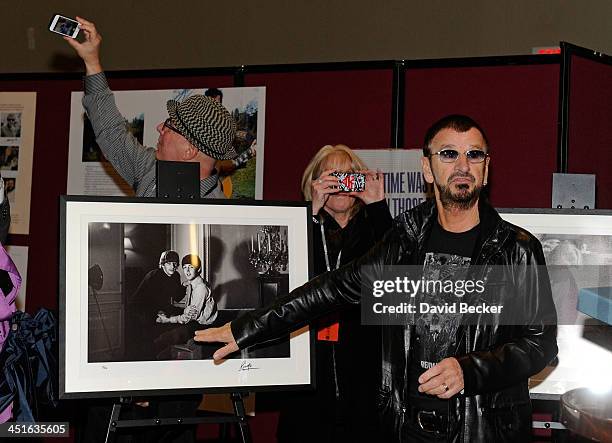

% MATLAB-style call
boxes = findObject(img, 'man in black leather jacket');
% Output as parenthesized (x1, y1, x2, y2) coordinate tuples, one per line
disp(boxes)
(194, 115, 558, 442)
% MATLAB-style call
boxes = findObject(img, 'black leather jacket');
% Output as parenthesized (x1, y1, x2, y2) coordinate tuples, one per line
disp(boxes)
(232, 200, 558, 442)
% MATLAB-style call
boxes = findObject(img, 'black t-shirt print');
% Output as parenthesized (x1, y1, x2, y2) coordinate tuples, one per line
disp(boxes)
(408, 220, 479, 414)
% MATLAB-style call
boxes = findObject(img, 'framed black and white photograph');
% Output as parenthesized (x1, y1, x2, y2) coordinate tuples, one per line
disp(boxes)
(60, 196, 312, 398)
(499, 209, 612, 399)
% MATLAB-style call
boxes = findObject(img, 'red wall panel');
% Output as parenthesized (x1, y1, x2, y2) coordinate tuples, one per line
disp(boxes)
(404, 64, 559, 208)
(567, 55, 612, 209)
(244, 69, 394, 201)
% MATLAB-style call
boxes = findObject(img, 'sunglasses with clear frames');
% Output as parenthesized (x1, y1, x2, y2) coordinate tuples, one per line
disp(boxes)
(163, 118, 184, 137)
(429, 149, 489, 164)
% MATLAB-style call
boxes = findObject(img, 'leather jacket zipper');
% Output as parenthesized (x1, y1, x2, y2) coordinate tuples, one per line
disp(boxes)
(462, 325, 471, 443)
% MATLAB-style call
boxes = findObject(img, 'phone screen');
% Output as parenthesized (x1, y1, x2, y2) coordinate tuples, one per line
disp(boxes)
(49, 15, 80, 38)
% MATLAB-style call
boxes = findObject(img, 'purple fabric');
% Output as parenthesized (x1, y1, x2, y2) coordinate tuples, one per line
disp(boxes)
(0, 243, 22, 423)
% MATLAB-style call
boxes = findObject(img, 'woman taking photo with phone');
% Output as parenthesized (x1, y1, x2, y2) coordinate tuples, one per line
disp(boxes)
(276, 144, 392, 443)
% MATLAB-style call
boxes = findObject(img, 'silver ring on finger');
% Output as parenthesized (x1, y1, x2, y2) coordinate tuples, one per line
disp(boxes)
(441, 383, 449, 392)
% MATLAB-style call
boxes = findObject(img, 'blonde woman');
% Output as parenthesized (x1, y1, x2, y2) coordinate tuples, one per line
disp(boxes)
(277, 144, 392, 443)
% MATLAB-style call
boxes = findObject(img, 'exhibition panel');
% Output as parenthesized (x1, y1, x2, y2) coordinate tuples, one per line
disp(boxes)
(404, 58, 560, 209)
(563, 44, 612, 209)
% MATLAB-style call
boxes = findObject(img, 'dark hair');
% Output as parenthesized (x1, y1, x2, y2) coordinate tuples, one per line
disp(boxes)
(205, 88, 223, 100)
(181, 254, 202, 274)
(422, 114, 489, 156)
(159, 250, 179, 266)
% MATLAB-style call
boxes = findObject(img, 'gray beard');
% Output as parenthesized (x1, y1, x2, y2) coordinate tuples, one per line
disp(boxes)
(436, 179, 482, 210)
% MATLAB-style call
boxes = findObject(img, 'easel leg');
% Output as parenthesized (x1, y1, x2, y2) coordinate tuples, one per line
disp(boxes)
(231, 392, 252, 443)
(104, 402, 123, 443)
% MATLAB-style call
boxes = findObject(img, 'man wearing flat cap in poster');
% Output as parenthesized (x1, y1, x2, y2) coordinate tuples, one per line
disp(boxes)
(65, 17, 237, 198)
(66, 18, 233, 443)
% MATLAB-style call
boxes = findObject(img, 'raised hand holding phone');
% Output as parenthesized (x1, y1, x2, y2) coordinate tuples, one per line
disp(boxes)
(310, 168, 341, 215)
(61, 16, 103, 75)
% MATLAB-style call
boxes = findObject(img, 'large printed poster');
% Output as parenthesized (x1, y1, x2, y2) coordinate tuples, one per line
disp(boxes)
(355, 149, 431, 218)
(0, 92, 36, 234)
(68, 87, 265, 199)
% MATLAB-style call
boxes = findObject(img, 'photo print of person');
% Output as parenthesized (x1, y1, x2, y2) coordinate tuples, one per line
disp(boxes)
(0, 146, 19, 170)
(0, 112, 21, 138)
(87, 221, 290, 363)
(68, 86, 264, 199)
(4, 177, 16, 203)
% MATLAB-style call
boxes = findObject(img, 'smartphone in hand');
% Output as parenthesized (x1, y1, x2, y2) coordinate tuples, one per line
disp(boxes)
(49, 14, 80, 39)
(331, 171, 366, 192)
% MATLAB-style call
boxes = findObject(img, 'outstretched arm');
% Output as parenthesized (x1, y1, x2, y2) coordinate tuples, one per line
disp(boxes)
(195, 225, 408, 361)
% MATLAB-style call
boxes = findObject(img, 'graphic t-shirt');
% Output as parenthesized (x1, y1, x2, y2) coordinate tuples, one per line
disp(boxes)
(408, 219, 480, 414)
